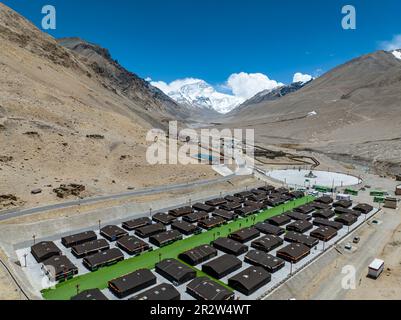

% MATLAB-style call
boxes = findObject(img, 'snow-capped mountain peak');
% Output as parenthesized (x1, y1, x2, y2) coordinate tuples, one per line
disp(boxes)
(392, 50, 401, 60)
(152, 79, 245, 114)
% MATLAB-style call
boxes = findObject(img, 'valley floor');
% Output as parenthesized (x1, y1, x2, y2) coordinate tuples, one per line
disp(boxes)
(1, 145, 401, 300)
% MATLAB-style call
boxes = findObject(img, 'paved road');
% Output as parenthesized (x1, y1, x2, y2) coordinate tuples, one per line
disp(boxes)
(0, 174, 235, 222)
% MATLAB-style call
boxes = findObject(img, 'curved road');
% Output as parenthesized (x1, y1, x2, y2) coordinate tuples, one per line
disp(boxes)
(0, 174, 235, 222)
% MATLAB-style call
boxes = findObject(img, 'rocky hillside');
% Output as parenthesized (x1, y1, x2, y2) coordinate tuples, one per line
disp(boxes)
(57, 37, 191, 123)
(0, 3, 215, 211)
(223, 50, 401, 176)
(229, 81, 311, 115)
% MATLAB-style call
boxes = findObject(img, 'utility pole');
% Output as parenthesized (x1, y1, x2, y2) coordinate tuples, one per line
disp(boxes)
(149, 208, 152, 218)
(32, 235, 36, 245)
(98, 219, 101, 231)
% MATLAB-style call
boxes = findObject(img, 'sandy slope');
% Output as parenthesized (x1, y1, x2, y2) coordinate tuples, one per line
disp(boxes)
(0, 3, 215, 211)
(223, 50, 401, 177)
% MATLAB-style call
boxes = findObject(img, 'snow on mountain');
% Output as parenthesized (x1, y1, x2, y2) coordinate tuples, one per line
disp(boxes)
(229, 80, 311, 114)
(392, 50, 401, 60)
(151, 79, 245, 114)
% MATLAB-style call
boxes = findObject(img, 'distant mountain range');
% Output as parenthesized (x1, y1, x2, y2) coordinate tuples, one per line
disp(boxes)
(57, 39, 312, 116)
(154, 78, 310, 114)
(3, 0, 401, 198)
(152, 79, 244, 114)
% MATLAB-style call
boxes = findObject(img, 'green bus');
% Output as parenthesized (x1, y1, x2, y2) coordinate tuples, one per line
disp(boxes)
(370, 191, 387, 197)
(313, 185, 333, 193)
(373, 196, 385, 203)
(345, 188, 359, 196)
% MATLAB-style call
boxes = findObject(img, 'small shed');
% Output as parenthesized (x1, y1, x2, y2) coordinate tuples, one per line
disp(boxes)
(368, 259, 384, 279)
(384, 197, 398, 209)
(396, 185, 401, 196)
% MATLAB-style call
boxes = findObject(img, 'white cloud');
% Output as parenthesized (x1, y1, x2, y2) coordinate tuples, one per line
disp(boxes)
(379, 34, 401, 51)
(293, 72, 313, 84)
(226, 72, 283, 99)
(150, 78, 202, 94)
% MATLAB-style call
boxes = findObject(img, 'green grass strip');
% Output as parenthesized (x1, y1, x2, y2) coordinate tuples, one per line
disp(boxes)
(42, 196, 314, 300)
(177, 258, 232, 291)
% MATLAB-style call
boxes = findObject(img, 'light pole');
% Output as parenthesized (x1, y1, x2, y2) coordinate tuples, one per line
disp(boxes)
(77, 198, 81, 215)
(23, 253, 28, 267)
(290, 262, 293, 275)
(32, 235, 36, 245)
(76, 284, 80, 295)
(98, 219, 101, 231)
(149, 208, 152, 218)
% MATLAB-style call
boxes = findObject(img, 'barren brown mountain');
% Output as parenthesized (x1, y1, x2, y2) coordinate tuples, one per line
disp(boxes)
(0, 3, 215, 211)
(224, 50, 401, 176)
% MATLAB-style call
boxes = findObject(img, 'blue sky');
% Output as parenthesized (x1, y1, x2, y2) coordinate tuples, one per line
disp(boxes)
(3, 0, 401, 93)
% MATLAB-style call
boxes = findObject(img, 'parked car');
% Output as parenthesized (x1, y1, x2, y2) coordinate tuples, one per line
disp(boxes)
(345, 243, 352, 250)
(353, 237, 360, 244)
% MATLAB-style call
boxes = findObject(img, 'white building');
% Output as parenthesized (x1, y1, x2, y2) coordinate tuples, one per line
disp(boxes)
(368, 259, 384, 279)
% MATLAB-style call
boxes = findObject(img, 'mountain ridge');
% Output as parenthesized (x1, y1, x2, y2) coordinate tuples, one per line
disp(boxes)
(221, 49, 401, 176)
(0, 3, 215, 210)
(228, 80, 312, 115)
(153, 79, 244, 114)
(57, 37, 190, 122)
